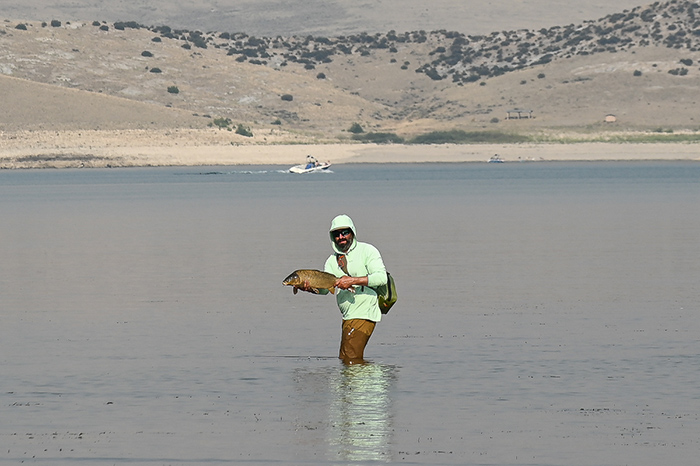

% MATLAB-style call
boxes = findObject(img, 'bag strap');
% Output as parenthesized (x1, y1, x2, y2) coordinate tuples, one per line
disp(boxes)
(336, 253, 349, 275)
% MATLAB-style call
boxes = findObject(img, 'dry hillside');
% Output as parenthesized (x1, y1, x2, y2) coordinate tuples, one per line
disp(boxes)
(1, 0, 700, 140)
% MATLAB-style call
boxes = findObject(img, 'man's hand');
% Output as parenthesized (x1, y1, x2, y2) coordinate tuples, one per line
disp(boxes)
(335, 275, 368, 290)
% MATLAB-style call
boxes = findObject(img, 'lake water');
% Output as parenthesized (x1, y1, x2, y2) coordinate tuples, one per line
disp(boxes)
(1, 162, 699, 465)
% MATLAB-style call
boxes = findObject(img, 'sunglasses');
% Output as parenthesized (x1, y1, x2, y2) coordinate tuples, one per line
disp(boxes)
(332, 229, 353, 239)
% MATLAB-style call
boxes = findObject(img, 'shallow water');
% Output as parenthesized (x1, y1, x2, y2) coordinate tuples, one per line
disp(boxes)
(1, 162, 699, 465)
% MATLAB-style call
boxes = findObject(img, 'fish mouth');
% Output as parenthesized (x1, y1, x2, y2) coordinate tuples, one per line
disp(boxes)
(282, 272, 299, 286)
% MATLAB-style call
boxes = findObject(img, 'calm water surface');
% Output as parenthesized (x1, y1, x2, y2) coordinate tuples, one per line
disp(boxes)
(1, 162, 698, 465)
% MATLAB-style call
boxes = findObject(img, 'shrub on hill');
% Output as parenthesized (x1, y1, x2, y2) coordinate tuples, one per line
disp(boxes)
(281, 94, 293, 102)
(211, 117, 232, 129)
(114, 21, 143, 30)
(352, 132, 404, 144)
(409, 130, 529, 144)
(235, 124, 254, 137)
(348, 123, 364, 134)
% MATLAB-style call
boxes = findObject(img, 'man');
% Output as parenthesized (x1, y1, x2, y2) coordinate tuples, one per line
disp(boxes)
(296, 214, 388, 364)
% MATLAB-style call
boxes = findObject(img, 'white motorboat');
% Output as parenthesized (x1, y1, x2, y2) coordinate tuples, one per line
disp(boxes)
(289, 156, 332, 174)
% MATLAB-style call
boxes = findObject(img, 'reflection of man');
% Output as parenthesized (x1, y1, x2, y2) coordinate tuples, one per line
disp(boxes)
(292, 363, 397, 462)
(295, 214, 387, 363)
(329, 364, 395, 461)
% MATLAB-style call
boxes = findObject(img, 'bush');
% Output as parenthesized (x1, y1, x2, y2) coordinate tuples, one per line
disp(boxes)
(281, 94, 293, 101)
(141, 51, 153, 57)
(235, 124, 254, 137)
(348, 123, 364, 134)
(114, 21, 143, 30)
(15, 23, 27, 30)
(149, 67, 162, 73)
(633, 70, 642, 76)
(50, 20, 61, 27)
(271, 119, 282, 125)
(352, 132, 404, 144)
(211, 117, 231, 129)
(99, 25, 109, 31)
(167, 86, 179, 94)
(316, 72, 326, 79)
(409, 130, 528, 144)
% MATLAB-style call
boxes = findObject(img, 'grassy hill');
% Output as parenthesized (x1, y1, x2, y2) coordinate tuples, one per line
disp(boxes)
(1, 1, 700, 142)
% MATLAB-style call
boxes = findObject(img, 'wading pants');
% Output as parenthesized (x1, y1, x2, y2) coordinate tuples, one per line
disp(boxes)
(339, 318, 376, 363)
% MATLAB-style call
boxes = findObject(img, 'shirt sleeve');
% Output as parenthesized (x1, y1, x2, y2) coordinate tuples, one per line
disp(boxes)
(364, 244, 388, 288)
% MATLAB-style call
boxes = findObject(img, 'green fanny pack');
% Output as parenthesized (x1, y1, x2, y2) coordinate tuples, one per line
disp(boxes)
(374, 272, 397, 314)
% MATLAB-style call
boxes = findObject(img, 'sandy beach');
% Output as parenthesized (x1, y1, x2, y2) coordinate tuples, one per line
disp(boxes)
(1, 129, 699, 168)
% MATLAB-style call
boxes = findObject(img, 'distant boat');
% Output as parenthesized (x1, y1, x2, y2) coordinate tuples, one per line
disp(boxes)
(488, 154, 505, 163)
(289, 155, 332, 173)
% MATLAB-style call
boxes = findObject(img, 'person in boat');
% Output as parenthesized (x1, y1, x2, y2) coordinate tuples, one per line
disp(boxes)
(294, 215, 388, 364)
(305, 155, 318, 169)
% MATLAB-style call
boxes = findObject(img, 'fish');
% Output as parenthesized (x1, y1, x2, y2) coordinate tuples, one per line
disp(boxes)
(283, 269, 338, 294)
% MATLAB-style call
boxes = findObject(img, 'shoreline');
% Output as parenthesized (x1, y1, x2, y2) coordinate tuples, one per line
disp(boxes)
(0, 130, 699, 168)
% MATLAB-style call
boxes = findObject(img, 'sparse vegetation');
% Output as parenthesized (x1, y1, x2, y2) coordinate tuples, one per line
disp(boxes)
(409, 130, 529, 144)
(211, 117, 232, 129)
(235, 124, 254, 137)
(352, 132, 404, 144)
(349, 123, 364, 134)
(4, 0, 700, 142)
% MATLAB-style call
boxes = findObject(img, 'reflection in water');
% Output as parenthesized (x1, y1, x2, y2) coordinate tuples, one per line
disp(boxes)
(293, 362, 397, 462)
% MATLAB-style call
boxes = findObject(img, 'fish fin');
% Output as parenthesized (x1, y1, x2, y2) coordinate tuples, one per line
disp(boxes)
(329, 287, 335, 295)
(293, 287, 298, 295)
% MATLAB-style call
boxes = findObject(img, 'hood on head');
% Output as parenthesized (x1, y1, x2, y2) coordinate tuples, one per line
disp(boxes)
(329, 214, 356, 253)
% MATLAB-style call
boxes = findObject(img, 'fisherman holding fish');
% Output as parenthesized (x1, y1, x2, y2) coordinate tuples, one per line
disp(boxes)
(284, 214, 388, 364)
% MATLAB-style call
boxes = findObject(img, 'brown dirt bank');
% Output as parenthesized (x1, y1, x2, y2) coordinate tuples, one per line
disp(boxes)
(0, 129, 698, 168)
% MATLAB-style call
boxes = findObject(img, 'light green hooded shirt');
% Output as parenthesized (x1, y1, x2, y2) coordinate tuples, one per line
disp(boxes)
(323, 214, 387, 322)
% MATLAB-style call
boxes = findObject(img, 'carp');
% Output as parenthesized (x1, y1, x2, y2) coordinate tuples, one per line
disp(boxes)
(283, 269, 338, 294)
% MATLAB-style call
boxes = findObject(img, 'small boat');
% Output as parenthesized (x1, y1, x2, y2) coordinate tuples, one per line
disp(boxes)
(488, 154, 505, 163)
(289, 156, 332, 174)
